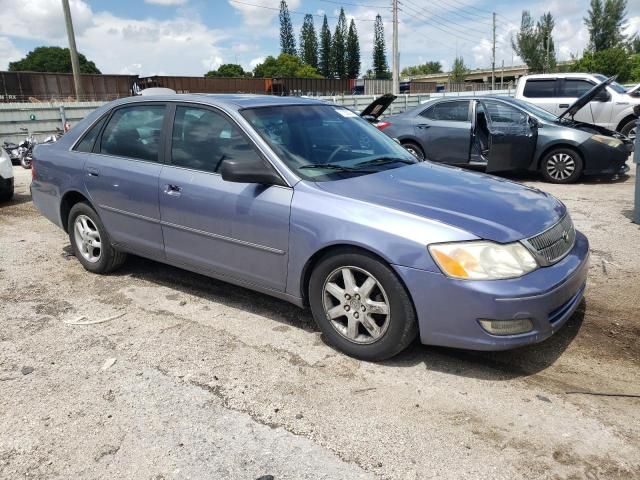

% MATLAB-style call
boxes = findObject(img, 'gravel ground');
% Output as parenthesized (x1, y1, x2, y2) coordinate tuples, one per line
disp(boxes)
(1, 164, 639, 480)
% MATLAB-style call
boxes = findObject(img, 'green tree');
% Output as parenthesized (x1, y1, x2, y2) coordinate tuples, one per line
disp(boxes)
(512, 11, 556, 73)
(449, 56, 469, 83)
(630, 35, 640, 53)
(8, 46, 101, 74)
(401, 61, 442, 77)
(253, 53, 322, 78)
(319, 15, 332, 78)
(346, 19, 361, 79)
(205, 64, 249, 77)
(570, 47, 632, 81)
(299, 14, 318, 70)
(629, 54, 640, 81)
(279, 0, 296, 55)
(372, 14, 390, 79)
(332, 8, 348, 78)
(585, 0, 627, 51)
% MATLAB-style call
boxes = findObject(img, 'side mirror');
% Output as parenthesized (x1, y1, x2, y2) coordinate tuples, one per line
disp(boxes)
(220, 157, 286, 187)
(528, 116, 541, 129)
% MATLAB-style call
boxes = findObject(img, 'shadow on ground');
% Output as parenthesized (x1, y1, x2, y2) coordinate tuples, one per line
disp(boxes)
(101, 252, 585, 382)
(0, 192, 32, 207)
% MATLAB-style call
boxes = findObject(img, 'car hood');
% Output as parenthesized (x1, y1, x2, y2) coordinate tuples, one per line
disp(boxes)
(360, 93, 397, 120)
(558, 75, 615, 120)
(315, 162, 566, 243)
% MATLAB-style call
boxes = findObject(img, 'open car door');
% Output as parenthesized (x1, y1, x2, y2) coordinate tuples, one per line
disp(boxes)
(481, 100, 538, 173)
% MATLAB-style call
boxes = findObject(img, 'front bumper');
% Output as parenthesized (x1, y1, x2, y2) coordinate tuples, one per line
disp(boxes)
(582, 138, 633, 175)
(394, 231, 590, 350)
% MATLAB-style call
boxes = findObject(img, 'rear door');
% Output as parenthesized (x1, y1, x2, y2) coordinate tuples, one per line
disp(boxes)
(158, 103, 292, 291)
(520, 78, 558, 114)
(415, 100, 471, 164)
(482, 100, 537, 173)
(83, 103, 167, 259)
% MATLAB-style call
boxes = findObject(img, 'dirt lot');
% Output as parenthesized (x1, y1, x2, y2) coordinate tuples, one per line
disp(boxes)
(1, 164, 639, 480)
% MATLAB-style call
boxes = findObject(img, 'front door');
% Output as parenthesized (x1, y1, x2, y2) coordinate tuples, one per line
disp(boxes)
(84, 103, 167, 258)
(158, 104, 292, 292)
(481, 100, 538, 173)
(414, 100, 471, 164)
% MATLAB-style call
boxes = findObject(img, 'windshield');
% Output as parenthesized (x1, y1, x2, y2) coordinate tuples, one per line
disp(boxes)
(593, 74, 627, 94)
(241, 105, 417, 182)
(510, 98, 559, 122)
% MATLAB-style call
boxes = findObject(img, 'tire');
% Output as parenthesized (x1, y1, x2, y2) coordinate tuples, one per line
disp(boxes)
(0, 187, 13, 202)
(20, 154, 32, 169)
(402, 141, 425, 161)
(540, 148, 583, 184)
(67, 202, 126, 274)
(620, 119, 637, 141)
(308, 249, 418, 361)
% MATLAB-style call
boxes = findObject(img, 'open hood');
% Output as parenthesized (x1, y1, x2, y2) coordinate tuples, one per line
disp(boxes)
(360, 93, 397, 121)
(627, 83, 640, 97)
(558, 75, 615, 120)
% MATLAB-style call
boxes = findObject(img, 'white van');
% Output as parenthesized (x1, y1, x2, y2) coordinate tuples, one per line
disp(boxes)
(514, 73, 638, 139)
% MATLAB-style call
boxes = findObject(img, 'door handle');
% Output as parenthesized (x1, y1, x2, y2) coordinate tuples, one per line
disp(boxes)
(87, 167, 99, 177)
(559, 104, 570, 108)
(163, 184, 182, 197)
(417, 124, 430, 129)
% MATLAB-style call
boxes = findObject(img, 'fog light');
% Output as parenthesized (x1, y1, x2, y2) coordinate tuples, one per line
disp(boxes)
(478, 318, 534, 336)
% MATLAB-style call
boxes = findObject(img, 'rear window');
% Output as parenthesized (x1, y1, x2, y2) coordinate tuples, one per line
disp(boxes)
(522, 79, 556, 98)
(74, 115, 107, 153)
(421, 101, 470, 121)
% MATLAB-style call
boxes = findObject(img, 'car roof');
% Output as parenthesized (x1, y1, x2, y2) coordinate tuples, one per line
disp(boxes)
(107, 93, 329, 111)
(519, 73, 600, 80)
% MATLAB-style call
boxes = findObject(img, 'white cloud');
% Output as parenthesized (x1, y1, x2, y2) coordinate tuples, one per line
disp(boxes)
(227, 0, 301, 28)
(250, 56, 265, 67)
(0, 0, 93, 41)
(145, 0, 188, 5)
(0, 36, 23, 69)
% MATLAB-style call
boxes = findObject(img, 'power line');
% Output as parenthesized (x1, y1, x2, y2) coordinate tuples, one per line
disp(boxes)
(316, 0, 390, 9)
(403, 0, 492, 26)
(396, 7, 468, 50)
(399, 0, 490, 38)
(398, 2, 485, 42)
(227, 0, 383, 22)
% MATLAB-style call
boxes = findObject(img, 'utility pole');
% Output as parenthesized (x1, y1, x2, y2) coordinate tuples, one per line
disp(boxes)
(61, 0, 83, 100)
(545, 36, 550, 73)
(392, 0, 399, 95)
(491, 12, 496, 90)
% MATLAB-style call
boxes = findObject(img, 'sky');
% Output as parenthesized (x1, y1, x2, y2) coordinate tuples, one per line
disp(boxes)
(0, 0, 638, 77)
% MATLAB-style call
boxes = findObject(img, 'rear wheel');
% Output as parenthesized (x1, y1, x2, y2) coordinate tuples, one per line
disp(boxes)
(308, 249, 418, 361)
(540, 148, 583, 184)
(67, 202, 126, 274)
(402, 141, 425, 161)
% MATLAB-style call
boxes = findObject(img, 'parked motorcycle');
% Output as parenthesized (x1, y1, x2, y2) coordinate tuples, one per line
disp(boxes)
(2, 140, 20, 164)
(16, 128, 36, 169)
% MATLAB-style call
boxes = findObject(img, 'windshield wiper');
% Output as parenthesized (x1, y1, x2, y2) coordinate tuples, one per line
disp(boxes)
(354, 157, 416, 167)
(299, 163, 376, 173)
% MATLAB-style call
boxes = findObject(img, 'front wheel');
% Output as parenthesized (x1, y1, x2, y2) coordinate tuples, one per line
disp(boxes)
(308, 249, 418, 361)
(402, 141, 425, 161)
(620, 119, 637, 141)
(540, 148, 583, 183)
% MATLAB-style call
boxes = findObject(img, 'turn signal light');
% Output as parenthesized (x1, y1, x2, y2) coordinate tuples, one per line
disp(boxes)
(376, 121, 391, 130)
(478, 318, 534, 336)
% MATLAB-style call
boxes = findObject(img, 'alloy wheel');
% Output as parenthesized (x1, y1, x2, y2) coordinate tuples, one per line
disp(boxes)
(546, 153, 576, 181)
(74, 214, 102, 263)
(322, 266, 391, 344)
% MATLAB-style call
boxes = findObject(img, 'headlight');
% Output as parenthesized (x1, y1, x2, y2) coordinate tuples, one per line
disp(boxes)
(428, 241, 538, 280)
(591, 134, 622, 148)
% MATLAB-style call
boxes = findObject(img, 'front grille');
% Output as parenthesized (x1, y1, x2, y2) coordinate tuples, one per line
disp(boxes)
(524, 214, 576, 266)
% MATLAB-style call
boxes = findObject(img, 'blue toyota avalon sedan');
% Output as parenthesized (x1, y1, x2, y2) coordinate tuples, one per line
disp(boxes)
(31, 94, 589, 360)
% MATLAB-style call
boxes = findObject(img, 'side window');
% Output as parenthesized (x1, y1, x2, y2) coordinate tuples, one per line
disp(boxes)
(171, 106, 263, 173)
(561, 79, 595, 97)
(421, 101, 470, 121)
(522, 79, 556, 98)
(99, 105, 166, 162)
(484, 101, 528, 126)
(74, 115, 107, 153)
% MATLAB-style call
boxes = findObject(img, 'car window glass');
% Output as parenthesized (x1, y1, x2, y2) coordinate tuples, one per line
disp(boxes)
(171, 106, 262, 173)
(421, 101, 469, 121)
(522, 79, 556, 98)
(99, 105, 165, 162)
(484, 101, 528, 126)
(561, 79, 595, 97)
(74, 115, 107, 153)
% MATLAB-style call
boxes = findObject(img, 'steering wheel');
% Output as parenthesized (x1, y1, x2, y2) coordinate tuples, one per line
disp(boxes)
(327, 145, 349, 163)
